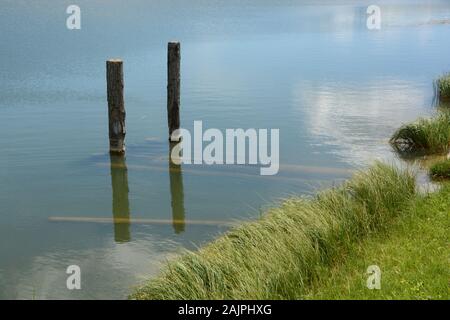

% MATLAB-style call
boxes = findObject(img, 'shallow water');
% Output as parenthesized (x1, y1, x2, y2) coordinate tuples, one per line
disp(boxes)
(0, 0, 449, 299)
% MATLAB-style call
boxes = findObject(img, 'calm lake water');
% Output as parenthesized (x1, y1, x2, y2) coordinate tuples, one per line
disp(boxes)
(0, 0, 449, 299)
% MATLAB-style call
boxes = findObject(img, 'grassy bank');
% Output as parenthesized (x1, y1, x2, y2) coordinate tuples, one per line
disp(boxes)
(132, 163, 416, 300)
(132, 77, 449, 300)
(302, 182, 449, 300)
(390, 111, 450, 156)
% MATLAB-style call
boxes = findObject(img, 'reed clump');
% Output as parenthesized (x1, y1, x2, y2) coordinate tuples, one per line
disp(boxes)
(390, 111, 450, 156)
(436, 73, 450, 102)
(132, 162, 416, 300)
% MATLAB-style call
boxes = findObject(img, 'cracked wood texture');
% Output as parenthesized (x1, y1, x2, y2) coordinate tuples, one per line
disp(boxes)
(107, 60, 126, 153)
(167, 42, 181, 141)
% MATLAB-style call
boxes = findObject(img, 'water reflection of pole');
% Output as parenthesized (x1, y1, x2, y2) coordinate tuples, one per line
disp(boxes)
(169, 142, 186, 234)
(110, 154, 131, 243)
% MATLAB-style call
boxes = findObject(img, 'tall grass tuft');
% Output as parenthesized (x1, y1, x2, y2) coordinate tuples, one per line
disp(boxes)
(436, 73, 450, 102)
(390, 111, 450, 156)
(430, 159, 450, 180)
(131, 163, 416, 300)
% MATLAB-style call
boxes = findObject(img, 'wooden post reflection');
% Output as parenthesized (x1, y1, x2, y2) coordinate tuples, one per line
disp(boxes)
(110, 154, 131, 242)
(169, 142, 186, 234)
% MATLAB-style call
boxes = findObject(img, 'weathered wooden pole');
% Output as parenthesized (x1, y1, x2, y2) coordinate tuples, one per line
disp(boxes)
(167, 42, 181, 141)
(107, 59, 126, 153)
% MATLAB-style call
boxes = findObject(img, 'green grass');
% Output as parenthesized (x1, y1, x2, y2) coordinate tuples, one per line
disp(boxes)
(131, 163, 416, 300)
(390, 111, 450, 156)
(430, 159, 450, 180)
(437, 73, 450, 101)
(302, 182, 450, 300)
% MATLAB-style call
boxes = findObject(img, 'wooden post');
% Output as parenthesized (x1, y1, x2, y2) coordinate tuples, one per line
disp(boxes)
(107, 59, 126, 153)
(167, 42, 181, 141)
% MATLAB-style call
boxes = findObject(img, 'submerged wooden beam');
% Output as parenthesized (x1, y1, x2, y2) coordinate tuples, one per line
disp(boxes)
(167, 42, 181, 141)
(95, 162, 352, 183)
(48, 216, 234, 227)
(107, 59, 126, 153)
